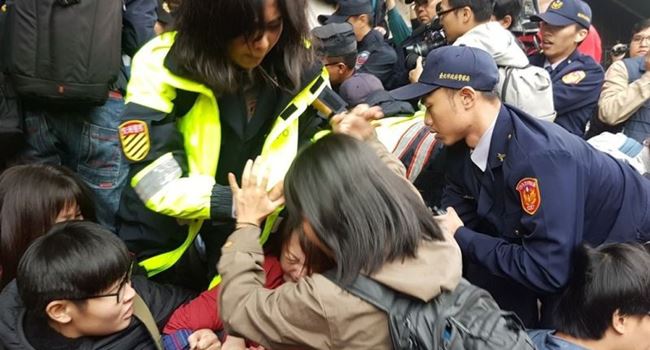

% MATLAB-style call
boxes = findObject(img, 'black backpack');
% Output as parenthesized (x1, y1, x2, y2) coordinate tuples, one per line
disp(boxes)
(324, 273, 534, 350)
(3, 0, 122, 105)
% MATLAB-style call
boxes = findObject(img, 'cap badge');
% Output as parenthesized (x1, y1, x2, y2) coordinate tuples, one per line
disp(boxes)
(550, 0, 563, 10)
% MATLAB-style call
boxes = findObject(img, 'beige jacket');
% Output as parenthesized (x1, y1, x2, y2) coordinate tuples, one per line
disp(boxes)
(598, 60, 650, 125)
(218, 138, 462, 349)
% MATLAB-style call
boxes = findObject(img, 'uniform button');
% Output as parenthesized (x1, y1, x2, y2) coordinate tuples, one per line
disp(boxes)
(514, 229, 520, 236)
(507, 134, 512, 139)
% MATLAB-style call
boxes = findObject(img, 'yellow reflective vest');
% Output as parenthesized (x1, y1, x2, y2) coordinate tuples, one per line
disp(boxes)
(123, 32, 329, 283)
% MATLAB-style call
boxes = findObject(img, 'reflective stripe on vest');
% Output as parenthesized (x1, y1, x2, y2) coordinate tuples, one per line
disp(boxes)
(131, 32, 329, 277)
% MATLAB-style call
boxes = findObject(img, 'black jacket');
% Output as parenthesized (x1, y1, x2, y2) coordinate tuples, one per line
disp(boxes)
(0, 276, 195, 350)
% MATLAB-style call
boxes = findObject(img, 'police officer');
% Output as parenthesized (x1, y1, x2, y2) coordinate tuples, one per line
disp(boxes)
(318, 0, 400, 89)
(116, 0, 330, 291)
(312, 22, 359, 89)
(528, 0, 604, 137)
(389, 45, 650, 327)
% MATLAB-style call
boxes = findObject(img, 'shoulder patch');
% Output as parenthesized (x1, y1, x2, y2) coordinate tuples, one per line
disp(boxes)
(516, 177, 541, 215)
(355, 51, 370, 70)
(561, 70, 586, 85)
(119, 120, 150, 162)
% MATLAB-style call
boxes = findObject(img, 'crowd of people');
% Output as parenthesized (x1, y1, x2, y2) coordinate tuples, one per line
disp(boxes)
(0, 0, 649, 349)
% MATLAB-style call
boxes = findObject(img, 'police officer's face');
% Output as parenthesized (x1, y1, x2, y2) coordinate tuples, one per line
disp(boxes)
(539, 22, 588, 63)
(227, 0, 284, 70)
(422, 88, 470, 146)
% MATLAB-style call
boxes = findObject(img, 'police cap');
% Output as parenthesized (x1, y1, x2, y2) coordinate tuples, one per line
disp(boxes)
(389, 46, 499, 100)
(312, 22, 357, 57)
(531, 0, 592, 30)
(318, 0, 373, 25)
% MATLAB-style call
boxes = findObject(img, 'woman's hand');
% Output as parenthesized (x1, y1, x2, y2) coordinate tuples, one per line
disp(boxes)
(331, 104, 383, 141)
(228, 157, 285, 227)
(188, 329, 221, 350)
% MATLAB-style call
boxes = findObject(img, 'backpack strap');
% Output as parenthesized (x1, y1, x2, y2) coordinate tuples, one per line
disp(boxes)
(321, 270, 399, 314)
(133, 293, 164, 350)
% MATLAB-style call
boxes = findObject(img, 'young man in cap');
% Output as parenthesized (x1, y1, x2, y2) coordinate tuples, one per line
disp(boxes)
(312, 22, 359, 89)
(318, 0, 399, 89)
(528, 0, 604, 136)
(389, 45, 650, 327)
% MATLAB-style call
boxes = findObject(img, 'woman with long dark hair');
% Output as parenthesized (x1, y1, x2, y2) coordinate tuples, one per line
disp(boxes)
(217, 112, 463, 349)
(0, 164, 96, 289)
(115, 0, 331, 289)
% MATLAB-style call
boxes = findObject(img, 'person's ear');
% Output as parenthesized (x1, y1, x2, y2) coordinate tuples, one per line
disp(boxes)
(460, 6, 472, 24)
(458, 86, 477, 109)
(502, 15, 513, 29)
(359, 14, 370, 26)
(45, 300, 74, 325)
(611, 309, 628, 335)
(575, 27, 588, 43)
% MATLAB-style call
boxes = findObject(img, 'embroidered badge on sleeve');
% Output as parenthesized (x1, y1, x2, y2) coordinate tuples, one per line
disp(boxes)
(561, 70, 586, 85)
(119, 120, 150, 162)
(516, 177, 541, 215)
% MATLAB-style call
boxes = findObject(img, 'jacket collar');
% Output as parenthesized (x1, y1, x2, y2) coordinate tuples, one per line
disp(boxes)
(486, 104, 514, 170)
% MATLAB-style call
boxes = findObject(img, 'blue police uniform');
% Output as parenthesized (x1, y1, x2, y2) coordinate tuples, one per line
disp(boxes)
(356, 29, 399, 89)
(442, 105, 650, 325)
(529, 0, 604, 137)
(390, 44, 650, 328)
(529, 50, 604, 137)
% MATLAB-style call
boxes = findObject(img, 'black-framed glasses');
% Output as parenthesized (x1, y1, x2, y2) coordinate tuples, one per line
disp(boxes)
(436, 2, 464, 18)
(69, 261, 134, 304)
(323, 61, 344, 67)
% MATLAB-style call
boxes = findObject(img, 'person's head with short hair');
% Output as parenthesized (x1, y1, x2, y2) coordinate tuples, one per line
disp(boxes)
(552, 243, 650, 350)
(312, 22, 358, 86)
(0, 164, 96, 289)
(169, 0, 313, 94)
(17, 221, 135, 339)
(629, 19, 650, 58)
(283, 133, 445, 283)
(413, 0, 441, 26)
(436, 0, 494, 43)
(531, 0, 591, 64)
(318, 0, 374, 42)
(338, 72, 384, 106)
(491, 0, 523, 30)
(389, 45, 500, 147)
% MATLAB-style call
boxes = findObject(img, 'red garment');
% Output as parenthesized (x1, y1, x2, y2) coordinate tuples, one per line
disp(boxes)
(163, 255, 285, 334)
(578, 25, 602, 64)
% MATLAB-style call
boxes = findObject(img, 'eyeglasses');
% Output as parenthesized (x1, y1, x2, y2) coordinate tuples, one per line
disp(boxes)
(69, 261, 134, 304)
(323, 62, 343, 67)
(632, 35, 650, 44)
(436, 2, 464, 18)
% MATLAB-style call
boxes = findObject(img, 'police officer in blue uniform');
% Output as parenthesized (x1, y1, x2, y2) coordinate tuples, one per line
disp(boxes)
(389, 45, 650, 327)
(312, 22, 359, 90)
(318, 0, 400, 89)
(528, 0, 604, 137)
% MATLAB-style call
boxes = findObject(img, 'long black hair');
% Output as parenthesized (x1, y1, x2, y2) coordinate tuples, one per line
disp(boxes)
(0, 164, 96, 288)
(169, 0, 313, 94)
(283, 134, 444, 284)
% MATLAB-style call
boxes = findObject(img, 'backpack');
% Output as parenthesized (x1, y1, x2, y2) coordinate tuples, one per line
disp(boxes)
(498, 65, 556, 122)
(324, 273, 535, 350)
(3, 0, 122, 105)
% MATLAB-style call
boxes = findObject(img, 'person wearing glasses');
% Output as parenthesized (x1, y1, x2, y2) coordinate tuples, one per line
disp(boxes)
(312, 22, 360, 90)
(434, 0, 555, 121)
(529, 243, 650, 350)
(595, 19, 650, 143)
(0, 221, 221, 350)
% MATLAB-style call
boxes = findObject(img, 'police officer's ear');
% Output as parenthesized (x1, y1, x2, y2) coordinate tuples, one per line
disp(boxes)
(358, 13, 371, 27)
(610, 309, 629, 335)
(573, 25, 589, 44)
(458, 86, 478, 110)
